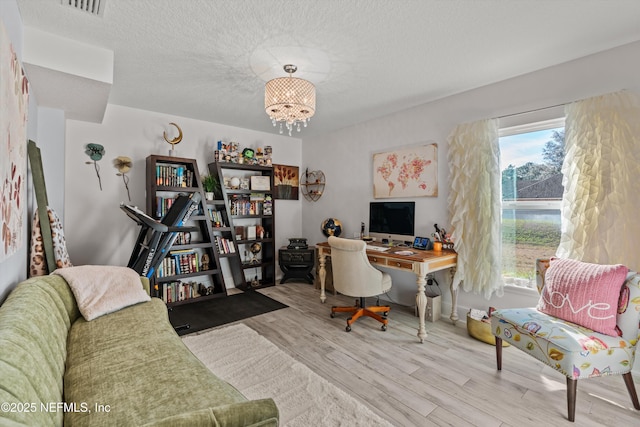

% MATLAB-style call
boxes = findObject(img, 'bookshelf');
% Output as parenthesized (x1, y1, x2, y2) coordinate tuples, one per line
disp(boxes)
(208, 161, 276, 290)
(146, 155, 227, 305)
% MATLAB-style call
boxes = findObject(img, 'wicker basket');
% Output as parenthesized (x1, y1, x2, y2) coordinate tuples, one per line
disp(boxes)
(466, 314, 509, 347)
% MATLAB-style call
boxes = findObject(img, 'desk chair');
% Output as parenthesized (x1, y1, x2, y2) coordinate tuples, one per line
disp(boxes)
(327, 236, 392, 332)
(491, 258, 640, 422)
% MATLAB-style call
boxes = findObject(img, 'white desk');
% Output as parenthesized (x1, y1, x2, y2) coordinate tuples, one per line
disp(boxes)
(316, 241, 458, 343)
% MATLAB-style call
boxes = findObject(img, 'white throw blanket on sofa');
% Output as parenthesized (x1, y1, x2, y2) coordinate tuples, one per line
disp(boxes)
(53, 265, 150, 321)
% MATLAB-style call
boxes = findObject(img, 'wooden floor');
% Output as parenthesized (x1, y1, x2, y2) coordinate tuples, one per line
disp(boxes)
(227, 282, 638, 426)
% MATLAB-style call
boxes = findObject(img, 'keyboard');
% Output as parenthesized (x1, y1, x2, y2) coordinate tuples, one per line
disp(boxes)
(366, 245, 390, 252)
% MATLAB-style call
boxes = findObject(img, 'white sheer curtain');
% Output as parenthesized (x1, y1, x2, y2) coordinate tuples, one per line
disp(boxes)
(557, 91, 640, 269)
(447, 119, 503, 299)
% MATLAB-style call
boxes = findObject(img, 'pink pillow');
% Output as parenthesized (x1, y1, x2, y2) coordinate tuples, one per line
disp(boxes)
(537, 257, 628, 336)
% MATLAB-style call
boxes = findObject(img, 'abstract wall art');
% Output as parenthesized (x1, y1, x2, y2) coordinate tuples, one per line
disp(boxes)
(373, 143, 437, 199)
(0, 21, 30, 261)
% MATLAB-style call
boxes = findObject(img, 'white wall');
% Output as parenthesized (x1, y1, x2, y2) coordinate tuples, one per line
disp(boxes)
(302, 40, 640, 320)
(35, 107, 66, 217)
(64, 104, 302, 287)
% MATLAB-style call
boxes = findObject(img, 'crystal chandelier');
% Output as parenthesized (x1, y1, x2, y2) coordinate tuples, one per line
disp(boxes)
(265, 64, 316, 136)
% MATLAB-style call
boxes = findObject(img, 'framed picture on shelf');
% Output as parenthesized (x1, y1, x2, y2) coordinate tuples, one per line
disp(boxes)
(250, 175, 270, 191)
(240, 178, 250, 190)
(273, 164, 299, 200)
(246, 225, 257, 240)
(235, 226, 245, 240)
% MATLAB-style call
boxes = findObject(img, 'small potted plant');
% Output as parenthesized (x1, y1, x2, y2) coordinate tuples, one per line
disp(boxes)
(201, 174, 219, 200)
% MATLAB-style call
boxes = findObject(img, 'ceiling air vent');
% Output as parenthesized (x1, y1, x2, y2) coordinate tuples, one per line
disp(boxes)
(61, 0, 106, 17)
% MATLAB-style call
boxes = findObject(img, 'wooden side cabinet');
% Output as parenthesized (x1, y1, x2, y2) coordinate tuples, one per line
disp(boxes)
(279, 246, 315, 284)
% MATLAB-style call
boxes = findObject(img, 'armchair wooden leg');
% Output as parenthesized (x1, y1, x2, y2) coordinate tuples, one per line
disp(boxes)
(566, 378, 577, 422)
(495, 337, 502, 371)
(623, 372, 640, 410)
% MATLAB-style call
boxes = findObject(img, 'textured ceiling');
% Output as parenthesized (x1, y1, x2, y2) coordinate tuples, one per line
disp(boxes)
(16, 0, 640, 137)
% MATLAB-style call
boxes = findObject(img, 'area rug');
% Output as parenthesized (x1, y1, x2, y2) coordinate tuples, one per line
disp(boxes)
(169, 291, 288, 336)
(182, 323, 393, 427)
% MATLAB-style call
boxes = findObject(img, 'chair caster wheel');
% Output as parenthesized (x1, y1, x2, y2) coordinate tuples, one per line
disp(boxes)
(346, 325, 352, 332)
(383, 312, 389, 317)
(381, 324, 387, 331)
(330, 312, 335, 318)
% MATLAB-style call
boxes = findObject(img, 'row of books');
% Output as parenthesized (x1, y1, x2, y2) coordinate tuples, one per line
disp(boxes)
(207, 208, 227, 227)
(215, 236, 236, 254)
(174, 231, 191, 245)
(157, 281, 199, 303)
(157, 249, 202, 277)
(155, 196, 176, 219)
(230, 196, 273, 216)
(155, 165, 194, 187)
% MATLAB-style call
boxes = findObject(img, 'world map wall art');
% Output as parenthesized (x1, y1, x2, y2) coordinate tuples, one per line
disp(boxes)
(0, 21, 30, 261)
(373, 143, 437, 199)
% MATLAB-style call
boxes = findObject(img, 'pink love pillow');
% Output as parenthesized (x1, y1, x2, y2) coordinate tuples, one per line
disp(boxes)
(537, 257, 628, 336)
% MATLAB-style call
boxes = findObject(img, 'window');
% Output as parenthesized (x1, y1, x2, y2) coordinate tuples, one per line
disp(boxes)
(500, 118, 564, 289)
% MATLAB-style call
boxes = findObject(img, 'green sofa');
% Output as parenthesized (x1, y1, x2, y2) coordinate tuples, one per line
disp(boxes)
(0, 274, 279, 426)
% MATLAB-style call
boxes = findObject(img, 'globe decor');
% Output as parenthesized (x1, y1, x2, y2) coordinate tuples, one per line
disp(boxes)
(321, 218, 343, 238)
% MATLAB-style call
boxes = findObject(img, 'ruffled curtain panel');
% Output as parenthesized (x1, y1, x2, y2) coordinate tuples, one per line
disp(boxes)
(447, 119, 504, 299)
(557, 91, 640, 269)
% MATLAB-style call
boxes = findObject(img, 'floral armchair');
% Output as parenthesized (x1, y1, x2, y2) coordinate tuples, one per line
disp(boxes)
(491, 258, 640, 422)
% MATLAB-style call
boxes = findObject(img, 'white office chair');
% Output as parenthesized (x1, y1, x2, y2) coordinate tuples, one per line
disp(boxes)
(327, 236, 393, 331)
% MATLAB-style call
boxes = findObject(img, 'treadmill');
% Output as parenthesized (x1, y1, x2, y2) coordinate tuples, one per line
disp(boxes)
(121, 192, 201, 279)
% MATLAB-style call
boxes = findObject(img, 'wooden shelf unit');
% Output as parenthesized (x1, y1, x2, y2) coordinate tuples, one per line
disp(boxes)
(146, 155, 227, 306)
(208, 161, 276, 290)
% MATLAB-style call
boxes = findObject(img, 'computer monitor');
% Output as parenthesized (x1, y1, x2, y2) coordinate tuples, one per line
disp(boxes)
(368, 201, 415, 244)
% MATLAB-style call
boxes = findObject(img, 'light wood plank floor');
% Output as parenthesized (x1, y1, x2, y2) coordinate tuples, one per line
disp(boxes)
(224, 282, 639, 426)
